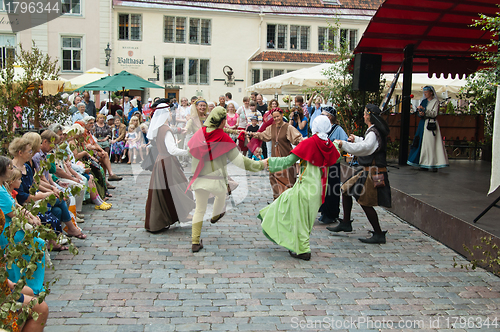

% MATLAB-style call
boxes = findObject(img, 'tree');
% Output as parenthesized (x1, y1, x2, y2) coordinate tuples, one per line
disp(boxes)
(0, 41, 68, 149)
(303, 20, 384, 136)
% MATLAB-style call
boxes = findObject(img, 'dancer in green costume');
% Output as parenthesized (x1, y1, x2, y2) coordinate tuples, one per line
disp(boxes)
(259, 115, 341, 260)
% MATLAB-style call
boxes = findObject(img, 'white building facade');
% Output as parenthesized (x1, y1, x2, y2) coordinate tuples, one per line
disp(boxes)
(111, 0, 381, 103)
(0, 0, 111, 80)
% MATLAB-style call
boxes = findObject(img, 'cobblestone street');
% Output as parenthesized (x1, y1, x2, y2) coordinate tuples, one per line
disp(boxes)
(45, 164, 500, 331)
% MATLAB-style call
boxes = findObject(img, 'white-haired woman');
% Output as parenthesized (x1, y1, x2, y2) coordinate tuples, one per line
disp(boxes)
(145, 103, 195, 232)
(72, 102, 89, 124)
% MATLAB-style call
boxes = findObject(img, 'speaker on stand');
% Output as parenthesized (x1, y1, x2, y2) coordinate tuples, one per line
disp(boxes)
(352, 53, 382, 92)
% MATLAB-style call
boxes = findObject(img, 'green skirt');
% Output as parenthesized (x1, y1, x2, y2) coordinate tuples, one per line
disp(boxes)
(259, 161, 322, 255)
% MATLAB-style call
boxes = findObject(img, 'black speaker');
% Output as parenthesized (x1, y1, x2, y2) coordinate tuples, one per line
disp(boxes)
(352, 53, 382, 92)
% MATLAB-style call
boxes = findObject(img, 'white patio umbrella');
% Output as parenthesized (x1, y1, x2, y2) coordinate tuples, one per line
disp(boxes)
(65, 67, 108, 92)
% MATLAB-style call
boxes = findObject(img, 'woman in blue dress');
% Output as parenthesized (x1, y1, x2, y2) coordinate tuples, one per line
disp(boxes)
(407, 86, 449, 171)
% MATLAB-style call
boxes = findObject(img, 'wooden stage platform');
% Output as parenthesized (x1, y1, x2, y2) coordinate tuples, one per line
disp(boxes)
(377, 160, 499, 259)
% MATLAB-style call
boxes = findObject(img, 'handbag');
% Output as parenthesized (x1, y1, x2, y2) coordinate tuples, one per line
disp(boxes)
(426, 119, 437, 131)
(372, 173, 385, 188)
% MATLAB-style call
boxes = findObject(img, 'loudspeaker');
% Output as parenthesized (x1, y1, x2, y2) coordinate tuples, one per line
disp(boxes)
(352, 53, 382, 92)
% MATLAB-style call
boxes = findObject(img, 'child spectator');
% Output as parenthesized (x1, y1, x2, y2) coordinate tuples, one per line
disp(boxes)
(139, 123, 151, 156)
(246, 116, 260, 159)
(124, 124, 142, 164)
(247, 101, 262, 125)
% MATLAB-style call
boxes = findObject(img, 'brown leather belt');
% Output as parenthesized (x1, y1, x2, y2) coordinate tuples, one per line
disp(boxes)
(363, 166, 387, 173)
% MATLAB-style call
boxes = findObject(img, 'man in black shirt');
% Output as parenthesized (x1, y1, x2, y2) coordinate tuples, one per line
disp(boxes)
(256, 94, 268, 116)
(83, 92, 97, 118)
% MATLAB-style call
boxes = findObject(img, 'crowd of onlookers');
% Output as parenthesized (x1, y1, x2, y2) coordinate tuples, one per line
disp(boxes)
(0, 89, 327, 330)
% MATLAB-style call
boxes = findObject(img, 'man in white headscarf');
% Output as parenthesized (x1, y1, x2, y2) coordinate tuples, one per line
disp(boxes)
(144, 103, 195, 232)
(259, 115, 341, 260)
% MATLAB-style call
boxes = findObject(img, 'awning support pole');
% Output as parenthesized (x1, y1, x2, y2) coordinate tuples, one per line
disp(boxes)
(399, 44, 414, 166)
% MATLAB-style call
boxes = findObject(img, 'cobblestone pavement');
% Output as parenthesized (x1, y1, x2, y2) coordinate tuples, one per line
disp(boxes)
(45, 164, 500, 331)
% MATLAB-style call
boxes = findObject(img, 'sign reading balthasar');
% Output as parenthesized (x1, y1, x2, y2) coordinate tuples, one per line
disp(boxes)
(117, 57, 145, 65)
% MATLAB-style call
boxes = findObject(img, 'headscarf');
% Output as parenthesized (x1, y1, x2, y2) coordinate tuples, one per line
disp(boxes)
(204, 106, 227, 133)
(188, 98, 207, 132)
(420, 85, 439, 110)
(147, 103, 170, 140)
(311, 115, 331, 141)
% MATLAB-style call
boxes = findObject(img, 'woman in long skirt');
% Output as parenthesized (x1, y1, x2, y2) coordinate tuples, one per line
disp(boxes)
(145, 103, 195, 232)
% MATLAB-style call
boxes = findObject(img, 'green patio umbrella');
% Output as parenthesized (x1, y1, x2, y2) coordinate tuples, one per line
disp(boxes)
(75, 70, 164, 108)
(75, 70, 164, 92)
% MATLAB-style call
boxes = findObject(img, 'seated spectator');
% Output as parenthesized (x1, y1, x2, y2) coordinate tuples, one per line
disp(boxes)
(110, 116, 126, 163)
(71, 102, 89, 124)
(76, 116, 122, 182)
(10, 137, 87, 240)
(63, 124, 111, 210)
(94, 114, 111, 155)
(0, 155, 46, 295)
(106, 114, 114, 127)
(0, 208, 49, 332)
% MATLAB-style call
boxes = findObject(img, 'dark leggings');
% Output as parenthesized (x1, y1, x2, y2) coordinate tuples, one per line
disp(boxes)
(342, 194, 382, 233)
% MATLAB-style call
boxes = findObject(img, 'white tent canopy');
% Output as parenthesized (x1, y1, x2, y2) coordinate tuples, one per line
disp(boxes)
(382, 73, 466, 100)
(246, 63, 333, 95)
(64, 67, 108, 92)
(247, 62, 466, 99)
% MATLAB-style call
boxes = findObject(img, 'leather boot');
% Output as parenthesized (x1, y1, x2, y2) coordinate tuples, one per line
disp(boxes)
(326, 220, 353, 232)
(359, 231, 387, 244)
(289, 251, 311, 261)
(192, 240, 203, 252)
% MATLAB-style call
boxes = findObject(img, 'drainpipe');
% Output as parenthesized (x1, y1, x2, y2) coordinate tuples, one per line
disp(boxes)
(109, 0, 113, 75)
(246, 9, 265, 90)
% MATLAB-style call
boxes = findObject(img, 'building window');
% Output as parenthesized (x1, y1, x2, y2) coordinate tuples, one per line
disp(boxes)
(252, 69, 260, 85)
(267, 24, 287, 50)
(165, 58, 209, 85)
(189, 59, 198, 84)
(118, 14, 142, 41)
(175, 58, 184, 84)
(340, 29, 358, 52)
(318, 27, 337, 52)
(263, 69, 284, 81)
(263, 69, 273, 81)
(0, 34, 16, 69)
(165, 16, 210, 45)
(189, 18, 199, 44)
(201, 19, 211, 45)
(290, 25, 309, 50)
(200, 59, 209, 84)
(164, 58, 174, 83)
(176, 17, 186, 43)
(62, 36, 82, 72)
(62, 0, 81, 15)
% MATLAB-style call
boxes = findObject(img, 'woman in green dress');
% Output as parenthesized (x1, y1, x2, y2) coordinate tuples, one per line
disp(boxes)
(259, 115, 341, 260)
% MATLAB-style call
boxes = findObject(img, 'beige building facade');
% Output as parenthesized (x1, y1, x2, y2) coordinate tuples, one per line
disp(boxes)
(112, 0, 381, 103)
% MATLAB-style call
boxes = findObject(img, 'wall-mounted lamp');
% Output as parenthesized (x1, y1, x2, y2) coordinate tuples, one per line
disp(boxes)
(223, 65, 235, 87)
(105, 43, 112, 66)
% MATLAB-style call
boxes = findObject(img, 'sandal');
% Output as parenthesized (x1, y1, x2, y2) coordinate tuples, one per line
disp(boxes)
(67, 232, 87, 239)
(50, 243, 69, 251)
(105, 192, 113, 198)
